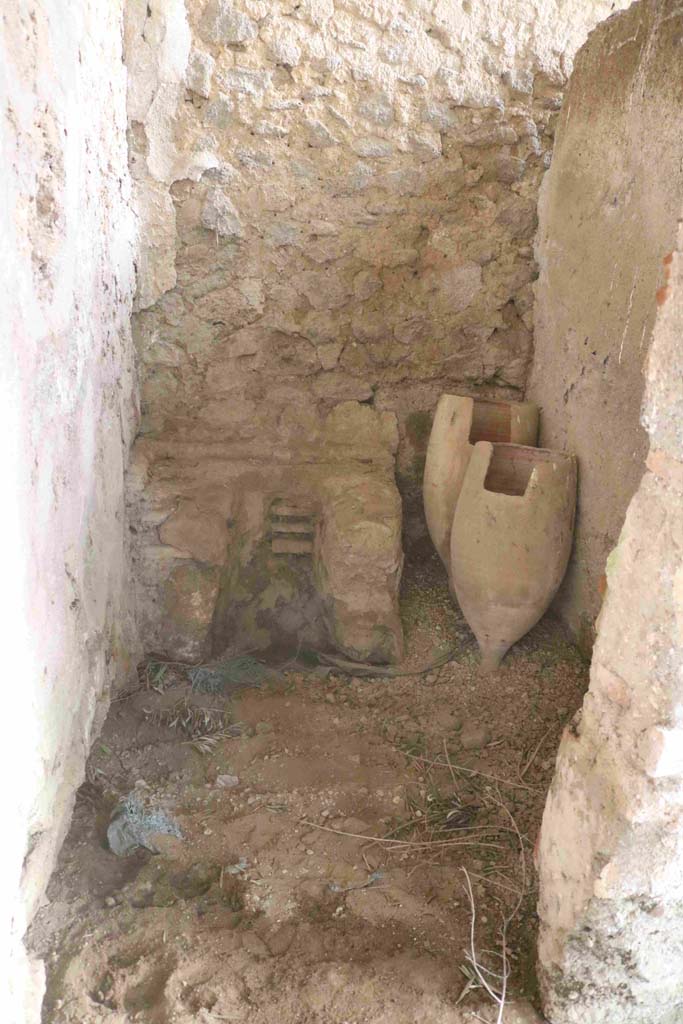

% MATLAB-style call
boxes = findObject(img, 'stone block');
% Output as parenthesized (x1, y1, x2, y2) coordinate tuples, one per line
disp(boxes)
(201, 189, 245, 239)
(159, 500, 229, 564)
(159, 562, 221, 662)
(315, 473, 404, 663)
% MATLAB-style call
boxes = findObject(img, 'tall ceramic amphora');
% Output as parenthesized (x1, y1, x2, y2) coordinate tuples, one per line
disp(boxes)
(423, 396, 538, 570)
(450, 442, 577, 671)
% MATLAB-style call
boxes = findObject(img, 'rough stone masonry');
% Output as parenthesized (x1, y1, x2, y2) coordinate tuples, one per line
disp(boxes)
(125, 0, 626, 663)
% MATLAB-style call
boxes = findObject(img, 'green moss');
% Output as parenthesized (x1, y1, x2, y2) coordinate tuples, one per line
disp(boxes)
(211, 533, 318, 655)
(412, 452, 427, 483)
(405, 410, 433, 448)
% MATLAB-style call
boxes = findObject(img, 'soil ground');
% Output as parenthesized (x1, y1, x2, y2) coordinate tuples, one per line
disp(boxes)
(29, 550, 588, 1024)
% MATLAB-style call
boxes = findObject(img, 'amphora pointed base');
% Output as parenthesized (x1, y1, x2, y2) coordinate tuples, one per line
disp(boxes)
(450, 442, 577, 670)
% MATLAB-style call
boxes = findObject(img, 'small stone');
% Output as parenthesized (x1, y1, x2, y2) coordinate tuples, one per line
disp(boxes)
(204, 95, 234, 129)
(358, 94, 393, 126)
(104, 896, 116, 908)
(316, 341, 343, 370)
(201, 189, 244, 239)
(221, 68, 271, 96)
(216, 774, 240, 788)
(186, 49, 214, 99)
(352, 136, 393, 159)
(495, 155, 526, 183)
(460, 723, 491, 750)
(264, 33, 301, 68)
(305, 118, 339, 148)
(199, 1, 257, 45)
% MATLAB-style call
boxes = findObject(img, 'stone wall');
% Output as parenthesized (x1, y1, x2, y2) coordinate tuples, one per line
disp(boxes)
(0, 4, 138, 1021)
(529, 0, 683, 647)
(127, 0, 626, 658)
(538, 218, 683, 1024)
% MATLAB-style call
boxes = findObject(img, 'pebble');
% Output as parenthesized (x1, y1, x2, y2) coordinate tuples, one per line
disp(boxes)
(104, 896, 116, 908)
(216, 774, 240, 788)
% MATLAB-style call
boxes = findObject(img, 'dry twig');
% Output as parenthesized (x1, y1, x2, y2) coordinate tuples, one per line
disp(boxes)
(459, 785, 528, 1023)
(519, 726, 553, 780)
(143, 697, 233, 738)
(403, 750, 537, 792)
(300, 820, 504, 852)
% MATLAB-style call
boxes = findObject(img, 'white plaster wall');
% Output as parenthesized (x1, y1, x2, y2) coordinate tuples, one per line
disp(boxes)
(0, 4, 139, 1020)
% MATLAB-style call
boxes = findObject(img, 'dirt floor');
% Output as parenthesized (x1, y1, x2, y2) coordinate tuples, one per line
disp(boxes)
(29, 551, 589, 1024)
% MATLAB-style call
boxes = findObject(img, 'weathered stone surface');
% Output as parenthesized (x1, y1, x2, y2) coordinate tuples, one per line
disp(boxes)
(131, 407, 404, 664)
(323, 401, 398, 455)
(199, 1, 257, 45)
(159, 499, 230, 564)
(200, 189, 245, 239)
(125, 0, 634, 652)
(315, 474, 404, 664)
(2, 2, 140, 1020)
(529, 0, 683, 648)
(157, 562, 221, 662)
(133, 179, 178, 311)
(186, 49, 214, 98)
(538, 161, 683, 1024)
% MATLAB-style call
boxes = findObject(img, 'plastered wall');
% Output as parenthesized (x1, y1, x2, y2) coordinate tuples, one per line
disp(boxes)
(0, 3, 139, 1019)
(529, 0, 683, 646)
